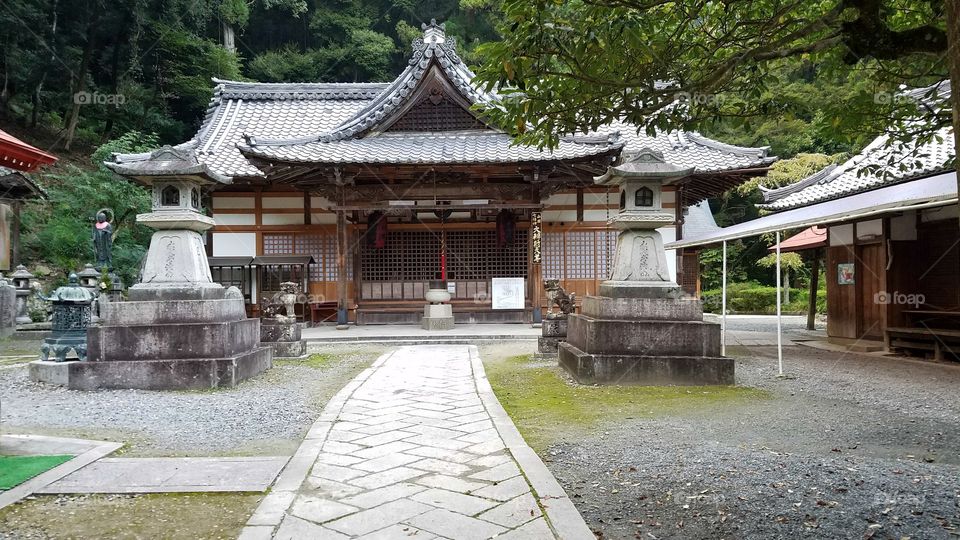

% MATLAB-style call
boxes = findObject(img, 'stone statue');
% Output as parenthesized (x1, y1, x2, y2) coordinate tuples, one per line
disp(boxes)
(544, 279, 576, 319)
(92, 211, 113, 270)
(261, 282, 300, 323)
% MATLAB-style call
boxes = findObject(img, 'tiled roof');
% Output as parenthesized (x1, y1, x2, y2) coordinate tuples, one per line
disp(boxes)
(0, 166, 47, 200)
(682, 201, 721, 239)
(113, 21, 774, 181)
(604, 121, 775, 173)
(244, 131, 624, 165)
(760, 127, 955, 211)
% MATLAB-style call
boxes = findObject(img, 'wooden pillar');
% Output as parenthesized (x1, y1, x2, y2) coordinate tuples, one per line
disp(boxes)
(336, 208, 349, 327)
(11, 202, 21, 269)
(807, 249, 820, 331)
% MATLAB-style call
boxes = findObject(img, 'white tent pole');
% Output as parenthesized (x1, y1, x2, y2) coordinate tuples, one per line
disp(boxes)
(721, 240, 727, 356)
(776, 231, 784, 376)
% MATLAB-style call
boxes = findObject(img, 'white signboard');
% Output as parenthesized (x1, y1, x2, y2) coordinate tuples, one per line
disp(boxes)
(492, 278, 525, 310)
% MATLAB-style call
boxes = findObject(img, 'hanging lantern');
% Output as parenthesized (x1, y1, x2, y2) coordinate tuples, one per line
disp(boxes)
(496, 210, 516, 248)
(366, 211, 387, 249)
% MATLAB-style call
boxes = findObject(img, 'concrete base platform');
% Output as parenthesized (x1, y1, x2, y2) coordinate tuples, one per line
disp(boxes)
(36, 456, 288, 494)
(421, 316, 455, 330)
(29, 346, 273, 390)
(559, 341, 734, 385)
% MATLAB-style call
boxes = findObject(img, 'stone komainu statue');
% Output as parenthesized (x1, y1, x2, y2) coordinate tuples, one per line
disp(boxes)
(544, 279, 575, 319)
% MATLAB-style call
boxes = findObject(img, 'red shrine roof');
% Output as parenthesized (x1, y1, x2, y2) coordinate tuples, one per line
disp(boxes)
(0, 130, 57, 172)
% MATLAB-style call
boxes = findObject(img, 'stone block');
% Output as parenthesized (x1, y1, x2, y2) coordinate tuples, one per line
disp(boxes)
(421, 317, 454, 331)
(580, 295, 703, 321)
(598, 280, 683, 299)
(268, 340, 307, 359)
(260, 320, 302, 343)
(538, 337, 562, 354)
(29, 347, 273, 390)
(540, 318, 567, 337)
(566, 314, 721, 358)
(0, 283, 15, 339)
(100, 298, 246, 326)
(559, 341, 733, 385)
(87, 318, 261, 362)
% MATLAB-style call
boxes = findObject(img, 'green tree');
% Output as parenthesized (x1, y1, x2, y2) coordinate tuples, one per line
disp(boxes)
(474, 0, 955, 185)
(21, 132, 157, 286)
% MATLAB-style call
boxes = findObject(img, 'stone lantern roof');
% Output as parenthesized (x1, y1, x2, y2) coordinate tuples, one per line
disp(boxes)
(595, 148, 695, 185)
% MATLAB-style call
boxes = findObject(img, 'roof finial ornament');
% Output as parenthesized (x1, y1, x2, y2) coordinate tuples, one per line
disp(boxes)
(421, 18, 446, 44)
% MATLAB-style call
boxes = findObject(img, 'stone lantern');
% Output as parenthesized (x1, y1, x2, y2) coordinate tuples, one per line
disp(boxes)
(10, 265, 34, 324)
(38, 273, 96, 362)
(27, 143, 272, 390)
(558, 149, 732, 385)
(77, 264, 101, 289)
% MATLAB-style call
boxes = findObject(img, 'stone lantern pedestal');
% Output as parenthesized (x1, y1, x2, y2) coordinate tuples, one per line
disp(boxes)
(422, 280, 454, 330)
(31, 144, 272, 390)
(558, 149, 732, 385)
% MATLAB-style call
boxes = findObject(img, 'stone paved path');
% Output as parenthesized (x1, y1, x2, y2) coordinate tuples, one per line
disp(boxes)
(241, 345, 591, 540)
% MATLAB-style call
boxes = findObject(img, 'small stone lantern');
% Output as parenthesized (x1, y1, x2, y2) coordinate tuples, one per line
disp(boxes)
(77, 264, 101, 289)
(10, 265, 34, 324)
(38, 274, 97, 362)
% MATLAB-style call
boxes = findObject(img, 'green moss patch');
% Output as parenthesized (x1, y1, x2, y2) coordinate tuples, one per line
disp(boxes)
(484, 354, 769, 451)
(276, 353, 334, 369)
(0, 455, 74, 490)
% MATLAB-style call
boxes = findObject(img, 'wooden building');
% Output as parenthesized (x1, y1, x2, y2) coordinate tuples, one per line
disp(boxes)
(108, 21, 774, 324)
(669, 85, 958, 357)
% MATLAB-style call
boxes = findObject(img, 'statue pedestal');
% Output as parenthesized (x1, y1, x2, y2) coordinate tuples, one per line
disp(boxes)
(421, 303, 454, 331)
(559, 296, 732, 385)
(260, 319, 307, 359)
(538, 317, 568, 355)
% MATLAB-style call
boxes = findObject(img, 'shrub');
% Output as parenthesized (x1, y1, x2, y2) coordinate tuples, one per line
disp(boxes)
(701, 282, 826, 314)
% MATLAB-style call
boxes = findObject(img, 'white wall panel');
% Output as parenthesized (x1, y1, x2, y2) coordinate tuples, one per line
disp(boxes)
(261, 196, 304, 209)
(212, 196, 255, 209)
(262, 213, 305, 226)
(214, 213, 256, 226)
(213, 232, 257, 256)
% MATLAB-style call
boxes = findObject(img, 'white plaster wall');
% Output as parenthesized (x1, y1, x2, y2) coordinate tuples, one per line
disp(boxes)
(262, 196, 304, 209)
(889, 211, 917, 241)
(262, 213, 305, 226)
(311, 196, 334, 210)
(212, 232, 257, 256)
(311, 212, 338, 224)
(829, 224, 854, 246)
(856, 219, 883, 240)
(214, 214, 256, 226)
(212, 196, 255, 209)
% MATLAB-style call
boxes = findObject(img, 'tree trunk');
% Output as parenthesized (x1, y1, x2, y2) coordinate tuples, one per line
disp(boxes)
(63, 18, 97, 151)
(947, 0, 960, 241)
(222, 20, 236, 53)
(783, 267, 790, 304)
(30, 0, 57, 128)
(807, 251, 820, 331)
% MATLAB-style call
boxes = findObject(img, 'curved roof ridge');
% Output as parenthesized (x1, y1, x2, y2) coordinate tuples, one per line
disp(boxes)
(759, 164, 839, 203)
(685, 132, 771, 158)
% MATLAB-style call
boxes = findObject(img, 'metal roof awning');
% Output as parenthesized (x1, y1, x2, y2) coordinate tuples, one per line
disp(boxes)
(666, 171, 957, 249)
(252, 255, 316, 265)
(208, 256, 255, 266)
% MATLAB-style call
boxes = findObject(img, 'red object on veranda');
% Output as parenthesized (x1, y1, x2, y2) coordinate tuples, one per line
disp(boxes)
(0, 129, 58, 172)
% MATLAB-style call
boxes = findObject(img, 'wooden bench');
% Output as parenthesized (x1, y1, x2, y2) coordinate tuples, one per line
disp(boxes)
(884, 326, 960, 360)
(309, 302, 339, 325)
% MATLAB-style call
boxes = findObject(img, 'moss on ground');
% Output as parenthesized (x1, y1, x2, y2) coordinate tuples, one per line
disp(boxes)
(484, 354, 769, 451)
(276, 352, 335, 369)
(0, 493, 261, 539)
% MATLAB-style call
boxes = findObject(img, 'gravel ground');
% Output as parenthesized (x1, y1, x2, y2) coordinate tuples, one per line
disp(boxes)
(0, 345, 386, 456)
(545, 345, 960, 539)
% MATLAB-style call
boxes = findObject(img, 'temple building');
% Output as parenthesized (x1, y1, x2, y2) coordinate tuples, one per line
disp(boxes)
(107, 21, 774, 325)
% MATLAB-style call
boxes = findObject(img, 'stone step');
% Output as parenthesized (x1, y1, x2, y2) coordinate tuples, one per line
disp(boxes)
(87, 318, 260, 362)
